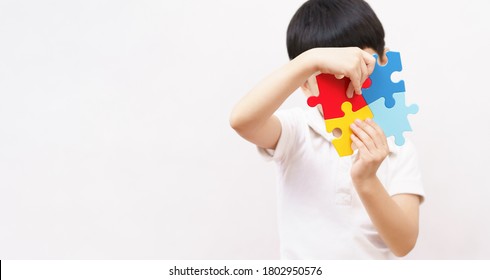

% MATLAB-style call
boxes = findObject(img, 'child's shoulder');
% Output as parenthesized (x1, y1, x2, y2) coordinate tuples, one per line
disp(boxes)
(386, 137, 420, 164)
(273, 107, 309, 129)
(275, 106, 332, 142)
(275, 106, 322, 128)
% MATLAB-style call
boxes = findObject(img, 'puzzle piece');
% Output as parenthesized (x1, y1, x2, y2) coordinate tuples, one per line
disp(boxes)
(306, 51, 418, 157)
(325, 102, 374, 157)
(307, 74, 371, 119)
(362, 51, 405, 108)
(369, 92, 419, 146)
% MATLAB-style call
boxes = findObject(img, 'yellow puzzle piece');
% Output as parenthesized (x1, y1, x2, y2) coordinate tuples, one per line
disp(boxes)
(325, 102, 374, 157)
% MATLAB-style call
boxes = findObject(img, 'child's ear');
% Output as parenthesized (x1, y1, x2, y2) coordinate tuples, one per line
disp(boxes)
(301, 79, 313, 97)
(379, 47, 389, 65)
(301, 75, 319, 98)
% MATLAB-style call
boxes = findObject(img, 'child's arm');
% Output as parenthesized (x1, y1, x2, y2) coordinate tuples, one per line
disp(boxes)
(350, 119, 421, 257)
(230, 47, 375, 149)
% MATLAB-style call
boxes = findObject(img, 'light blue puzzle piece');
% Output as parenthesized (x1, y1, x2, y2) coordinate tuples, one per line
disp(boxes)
(369, 92, 419, 146)
(363, 51, 405, 108)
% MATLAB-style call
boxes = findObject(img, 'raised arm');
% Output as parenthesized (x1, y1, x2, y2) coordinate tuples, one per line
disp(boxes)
(350, 119, 421, 257)
(230, 47, 375, 149)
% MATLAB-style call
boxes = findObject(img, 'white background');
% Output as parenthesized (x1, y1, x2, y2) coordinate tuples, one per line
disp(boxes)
(0, 0, 489, 259)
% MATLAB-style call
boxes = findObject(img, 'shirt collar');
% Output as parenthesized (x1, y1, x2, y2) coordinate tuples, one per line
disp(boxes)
(304, 106, 335, 142)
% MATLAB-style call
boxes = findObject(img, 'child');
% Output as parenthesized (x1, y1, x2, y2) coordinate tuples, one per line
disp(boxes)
(230, 0, 424, 259)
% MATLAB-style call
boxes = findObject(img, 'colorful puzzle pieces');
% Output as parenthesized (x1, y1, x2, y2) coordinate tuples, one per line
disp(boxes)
(362, 51, 405, 108)
(370, 92, 419, 146)
(307, 51, 418, 157)
(325, 102, 374, 157)
(308, 74, 371, 119)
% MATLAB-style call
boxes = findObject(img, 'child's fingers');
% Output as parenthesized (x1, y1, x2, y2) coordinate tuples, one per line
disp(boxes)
(356, 119, 384, 150)
(350, 121, 376, 152)
(346, 82, 355, 98)
(351, 133, 370, 156)
(362, 50, 376, 75)
(357, 60, 368, 95)
(353, 52, 371, 95)
(349, 71, 362, 95)
(347, 56, 363, 95)
(342, 48, 375, 98)
(365, 119, 388, 148)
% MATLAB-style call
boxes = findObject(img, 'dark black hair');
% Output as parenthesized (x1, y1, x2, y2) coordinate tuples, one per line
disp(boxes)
(286, 0, 385, 60)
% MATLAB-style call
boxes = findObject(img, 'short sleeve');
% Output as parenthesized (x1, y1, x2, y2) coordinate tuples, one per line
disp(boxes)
(257, 108, 305, 163)
(387, 140, 425, 203)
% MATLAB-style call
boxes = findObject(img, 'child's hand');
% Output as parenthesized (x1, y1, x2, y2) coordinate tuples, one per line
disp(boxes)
(349, 118, 389, 187)
(308, 47, 375, 98)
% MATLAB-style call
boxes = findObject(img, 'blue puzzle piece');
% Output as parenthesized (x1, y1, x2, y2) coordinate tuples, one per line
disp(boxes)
(363, 51, 405, 108)
(370, 92, 419, 146)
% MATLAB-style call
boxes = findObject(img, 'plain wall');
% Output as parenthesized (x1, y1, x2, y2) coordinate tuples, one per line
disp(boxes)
(0, 0, 489, 259)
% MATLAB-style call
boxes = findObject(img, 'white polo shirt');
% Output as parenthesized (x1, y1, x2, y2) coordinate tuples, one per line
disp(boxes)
(258, 107, 425, 259)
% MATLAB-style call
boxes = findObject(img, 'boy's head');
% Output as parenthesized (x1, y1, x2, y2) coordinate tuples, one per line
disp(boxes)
(286, 0, 385, 60)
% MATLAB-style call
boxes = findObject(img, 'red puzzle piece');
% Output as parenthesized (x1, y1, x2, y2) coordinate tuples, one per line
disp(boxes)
(307, 74, 372, 120)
